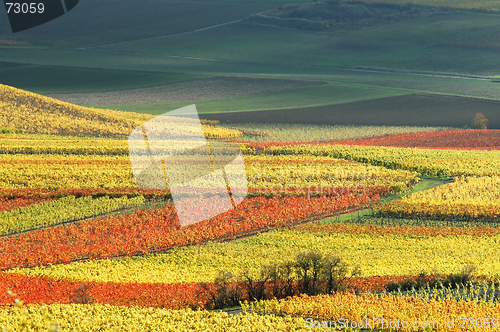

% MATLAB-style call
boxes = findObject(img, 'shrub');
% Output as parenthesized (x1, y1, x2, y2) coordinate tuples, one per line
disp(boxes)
(0, 127, 23, 134)
(239, 268, 269, 302)
(384, 265, 477, 292)
(386, 281, 400, 292)
(263, 262, 296, 299)
(295, 250, 324, 295)
(70, 283, 94, 304)
(472, 113, 488, 129)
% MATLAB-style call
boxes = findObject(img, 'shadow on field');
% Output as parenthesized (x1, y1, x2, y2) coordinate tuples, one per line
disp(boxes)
(200, 94, 500, 129)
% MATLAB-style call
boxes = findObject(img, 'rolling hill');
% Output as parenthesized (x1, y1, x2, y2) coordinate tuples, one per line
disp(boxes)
(0, 84, 146, 137)
(0, 84, 242, 139)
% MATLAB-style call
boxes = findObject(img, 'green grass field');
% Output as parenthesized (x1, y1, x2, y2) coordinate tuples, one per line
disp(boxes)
(94, 82, 409, 114)
(353, 0, 500, 12)
(2, 6, 500, 99)
(2, 6, 500, 77)
(93, 12, 500, 76)
(215, 0, 500, 12)
(199, 93, 500, 128)
(0, 65, 207, 94)
(0, 0, 276, 47)
(2, 0, 500, 118)
(3, 45, 500, 100)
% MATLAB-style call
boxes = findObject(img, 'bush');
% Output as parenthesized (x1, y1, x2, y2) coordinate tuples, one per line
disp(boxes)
(239, 268, 269, 301)
(321, 253, 360, 294)
(70, 283, 94, 304)
(0, 127, 23, 134)
(444, 264, 475, 288)
(384, 265, 477, 292)
(295, 250, 324, 295)
(263, 262, 296, 299)
(386, 281, 400, 292)
(471, 113, 488, 129)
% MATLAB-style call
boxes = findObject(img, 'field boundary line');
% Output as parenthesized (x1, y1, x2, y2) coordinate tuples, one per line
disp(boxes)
(83, 19, 242, 49)
(343, 66, 493, 80)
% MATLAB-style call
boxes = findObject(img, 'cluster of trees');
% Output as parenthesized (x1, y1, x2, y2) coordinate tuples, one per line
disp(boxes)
(202, 250, 360, 309)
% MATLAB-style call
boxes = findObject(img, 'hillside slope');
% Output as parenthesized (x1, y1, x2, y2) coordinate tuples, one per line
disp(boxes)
(0, 84, 242, 139)
(0, 84, 145, 138)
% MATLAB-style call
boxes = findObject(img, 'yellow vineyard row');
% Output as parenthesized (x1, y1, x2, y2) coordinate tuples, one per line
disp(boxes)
(0, 305, 313, 331)
(263, 144, 500, 177)
(248, 292, 500, 332)
(5, 140, 496, 179)
(0, 136, 243, 156)
(0, 155, 135, 189)
(0, 137, 129, 156)
(0, 195, 144, 236)
(0, 85, 242, 139)
(0, 154, 413, 191)
(246, 155, 418, 193)
(377, 176, 500, 220)
(14, 228, 500, 283)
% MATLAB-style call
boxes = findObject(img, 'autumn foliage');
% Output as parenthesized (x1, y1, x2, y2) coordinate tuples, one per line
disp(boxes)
(336, 129, 500, 149)
(0, 271, 437, 309)
(0, 189, 386, 270)
(472, 113, 488, 129)
(0, 84, 242, 138)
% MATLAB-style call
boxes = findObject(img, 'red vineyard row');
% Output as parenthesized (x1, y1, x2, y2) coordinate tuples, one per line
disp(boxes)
(233, 129, 500, 150)
(0, 198, 55, 213)
(0, 187, 389, 270)
(334, 129, 500, 149)
(0, 272, 414, 309)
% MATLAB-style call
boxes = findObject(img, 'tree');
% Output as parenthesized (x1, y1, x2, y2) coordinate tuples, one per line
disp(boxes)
(295, 250, 324, 295)
(472, 113, 488, 129)
(322, 253, 361, 294)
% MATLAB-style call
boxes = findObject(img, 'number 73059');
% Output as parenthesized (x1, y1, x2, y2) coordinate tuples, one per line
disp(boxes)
(5, 2, 45, 14)
(460, 318, 499, 329)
